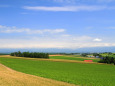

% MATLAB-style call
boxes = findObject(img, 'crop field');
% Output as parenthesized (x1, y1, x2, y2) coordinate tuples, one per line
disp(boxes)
(0, 56, 115, 86)
(101, 53, 115, 58)
(0, 62, 75, 86)
(49, 55, 100, 62)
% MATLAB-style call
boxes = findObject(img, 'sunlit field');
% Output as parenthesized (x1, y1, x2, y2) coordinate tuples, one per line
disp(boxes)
(0, 56, 115, 86)
(49, 55, 100, 62)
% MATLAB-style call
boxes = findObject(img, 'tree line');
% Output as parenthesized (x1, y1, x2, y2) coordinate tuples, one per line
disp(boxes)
(10, 51, 49, 59)
(99, 56, 115, 65)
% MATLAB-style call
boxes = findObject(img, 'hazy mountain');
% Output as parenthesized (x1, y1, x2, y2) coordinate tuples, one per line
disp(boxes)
(0, 47, 115, 54)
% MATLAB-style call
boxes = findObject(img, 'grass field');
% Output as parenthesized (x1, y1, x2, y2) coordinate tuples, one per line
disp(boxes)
(101, 53, 115, 58)
(0, 62, 75, 86)
(49, 55, 100, 62)
(0, 56, 115, 86)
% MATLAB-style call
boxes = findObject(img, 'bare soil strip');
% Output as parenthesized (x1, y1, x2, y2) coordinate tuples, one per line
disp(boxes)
(0, 63, 77, 86)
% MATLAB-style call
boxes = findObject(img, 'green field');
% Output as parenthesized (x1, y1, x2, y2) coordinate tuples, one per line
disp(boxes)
(0, 57, 115, 86)
(49, 55, 100, 62)
(101, 53, 115, 58)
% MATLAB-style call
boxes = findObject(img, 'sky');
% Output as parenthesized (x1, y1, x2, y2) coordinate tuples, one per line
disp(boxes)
(0, 0, 115, 49)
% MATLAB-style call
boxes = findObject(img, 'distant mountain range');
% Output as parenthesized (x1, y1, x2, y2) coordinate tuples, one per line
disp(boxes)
(0, 46, 115, 54)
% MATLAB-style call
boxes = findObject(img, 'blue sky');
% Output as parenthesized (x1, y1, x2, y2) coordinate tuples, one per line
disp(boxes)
(0, 0, 115, 49)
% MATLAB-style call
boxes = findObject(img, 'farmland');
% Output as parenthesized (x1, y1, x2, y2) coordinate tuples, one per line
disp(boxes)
(0, 56, 115, 86)
(49, 55, 100, 62)
(0, 61, 75, 86)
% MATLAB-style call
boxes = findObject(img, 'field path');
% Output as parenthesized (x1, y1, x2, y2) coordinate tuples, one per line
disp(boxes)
(0, 63, 76, 86)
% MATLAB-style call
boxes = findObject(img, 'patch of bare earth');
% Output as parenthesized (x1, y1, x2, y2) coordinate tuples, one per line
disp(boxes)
(0, 64, 77, 86)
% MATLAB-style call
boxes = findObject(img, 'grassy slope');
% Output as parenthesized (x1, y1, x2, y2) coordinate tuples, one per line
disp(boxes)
(49, 55, 100, 62)
(0, 63, 75, 86)
(0, 57, 115, 86)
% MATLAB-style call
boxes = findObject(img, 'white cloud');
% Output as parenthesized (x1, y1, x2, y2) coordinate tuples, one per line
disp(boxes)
(0, 25, 114, 49)
(61, 34, 71, 37)
(52, 0, 75, 3)
(52, 0, 115, 3)
(51, 0, 115, 4)
(0, 25, 65, 34)
(93, 38, 102, 42)
(0, 38, 114, 49)
(23, 5, 108, 12)
(73, 36, 92, 41)
(85, 26, 94, 30)
(0, 5, 9, 7)
(107, 27, 115, 29)
(96, 0, 115, 3)
(20, 12, 29, 14)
